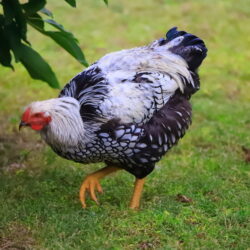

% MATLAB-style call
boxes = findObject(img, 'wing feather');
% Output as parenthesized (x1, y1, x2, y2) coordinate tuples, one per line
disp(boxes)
(98, 70, 181, 124)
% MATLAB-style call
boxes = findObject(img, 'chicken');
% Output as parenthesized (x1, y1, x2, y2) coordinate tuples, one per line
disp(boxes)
(19, 27, 207, 209)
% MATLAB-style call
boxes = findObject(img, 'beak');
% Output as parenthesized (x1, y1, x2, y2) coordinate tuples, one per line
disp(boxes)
(19, 121, 29, 131)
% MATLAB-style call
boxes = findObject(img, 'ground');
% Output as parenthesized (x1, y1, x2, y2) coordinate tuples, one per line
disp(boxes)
(0, 0, 250, 249)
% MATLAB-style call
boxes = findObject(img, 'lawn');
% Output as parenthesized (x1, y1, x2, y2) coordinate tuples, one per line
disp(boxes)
(0, 0, 250, 249)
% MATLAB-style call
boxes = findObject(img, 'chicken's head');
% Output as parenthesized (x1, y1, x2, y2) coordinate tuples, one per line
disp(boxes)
(19, 107, 52, 131)
(19, 97, 82, 140)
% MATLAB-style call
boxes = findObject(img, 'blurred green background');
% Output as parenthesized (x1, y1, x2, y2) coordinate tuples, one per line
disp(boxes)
(0, 0, 249, 249)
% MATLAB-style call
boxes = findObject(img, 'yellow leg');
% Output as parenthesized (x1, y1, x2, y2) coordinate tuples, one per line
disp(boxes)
(79, 166, 121, 208)
(129, 178, 145, 209)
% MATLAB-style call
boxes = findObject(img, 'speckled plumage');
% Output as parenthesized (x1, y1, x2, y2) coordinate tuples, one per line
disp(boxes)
(34, 27, 207, 178)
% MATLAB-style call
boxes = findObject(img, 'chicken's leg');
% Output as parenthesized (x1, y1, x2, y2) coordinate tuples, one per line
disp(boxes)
(129, 178, 145, 209)
(79, 166, 121, 208)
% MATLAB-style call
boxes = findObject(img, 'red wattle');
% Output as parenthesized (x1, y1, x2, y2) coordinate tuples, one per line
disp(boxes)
(31, 123, 44, 131)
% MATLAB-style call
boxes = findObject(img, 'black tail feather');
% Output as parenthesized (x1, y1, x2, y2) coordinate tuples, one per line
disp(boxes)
(166, 27, 186, 41)
(164, 27, 207, 71)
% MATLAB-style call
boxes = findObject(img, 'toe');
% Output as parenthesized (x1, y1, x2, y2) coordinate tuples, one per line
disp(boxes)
(79, 184, 88, 208)
(89, 182, 99, 204)
(96, 182, 103, 194)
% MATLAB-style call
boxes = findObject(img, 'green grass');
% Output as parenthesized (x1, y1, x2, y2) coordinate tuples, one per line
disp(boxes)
(0, 0, 250, 249)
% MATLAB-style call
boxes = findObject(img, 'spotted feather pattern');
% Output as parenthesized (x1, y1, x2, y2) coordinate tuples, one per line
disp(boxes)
(55, 27, 207, 178)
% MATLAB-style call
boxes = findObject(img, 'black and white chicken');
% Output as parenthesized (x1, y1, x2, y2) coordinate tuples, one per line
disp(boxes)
(20, 27, 207, 209)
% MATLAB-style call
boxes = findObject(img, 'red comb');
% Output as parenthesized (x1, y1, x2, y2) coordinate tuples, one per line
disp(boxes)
(22, 107, 31, 122)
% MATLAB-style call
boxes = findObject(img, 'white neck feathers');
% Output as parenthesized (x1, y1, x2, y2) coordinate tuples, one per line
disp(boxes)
(29, 97, 88, 148)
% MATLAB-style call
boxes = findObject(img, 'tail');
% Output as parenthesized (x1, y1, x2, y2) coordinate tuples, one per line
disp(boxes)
(159, 27, 207, 72)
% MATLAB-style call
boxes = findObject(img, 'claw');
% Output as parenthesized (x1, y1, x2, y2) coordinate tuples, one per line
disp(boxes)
(96, 182, 103, 194)
(79, 175, 103, 208)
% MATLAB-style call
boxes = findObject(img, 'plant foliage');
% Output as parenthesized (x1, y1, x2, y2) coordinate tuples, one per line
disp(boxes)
(0, 0, 107, 88)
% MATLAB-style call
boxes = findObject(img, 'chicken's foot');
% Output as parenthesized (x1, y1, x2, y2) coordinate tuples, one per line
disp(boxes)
(79, 166, 121, 208)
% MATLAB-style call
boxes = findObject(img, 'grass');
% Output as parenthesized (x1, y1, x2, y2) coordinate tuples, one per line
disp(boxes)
(0, 0, 250, 249)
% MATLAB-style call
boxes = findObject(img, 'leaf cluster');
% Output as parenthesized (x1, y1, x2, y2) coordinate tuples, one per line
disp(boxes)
(0, 0, 95, 88)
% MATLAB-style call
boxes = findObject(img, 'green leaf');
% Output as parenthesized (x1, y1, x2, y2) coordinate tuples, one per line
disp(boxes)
(27, 13, 44, 31)
(2, 0, 15, 25)
(0, 42, 13, 69)
(4, 22, 22, 62)
(17, 44, 60, 88)
(29, 18, 88, 66)
(46, 31, 88, 66)
(22, 0, 46, 14)
(103, 0, 108, 6)
(2, 0, 28, 44)
(64, 0, 76, 8)
(43, 19, 88, 66)
(0, 15, 13, 69)
(39, 8, 53, 17)
(44, 19, 69, 33)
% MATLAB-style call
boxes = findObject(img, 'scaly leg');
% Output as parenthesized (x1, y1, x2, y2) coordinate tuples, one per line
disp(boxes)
(129, 178, 145, 209)
(79, 166, 121, 208)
